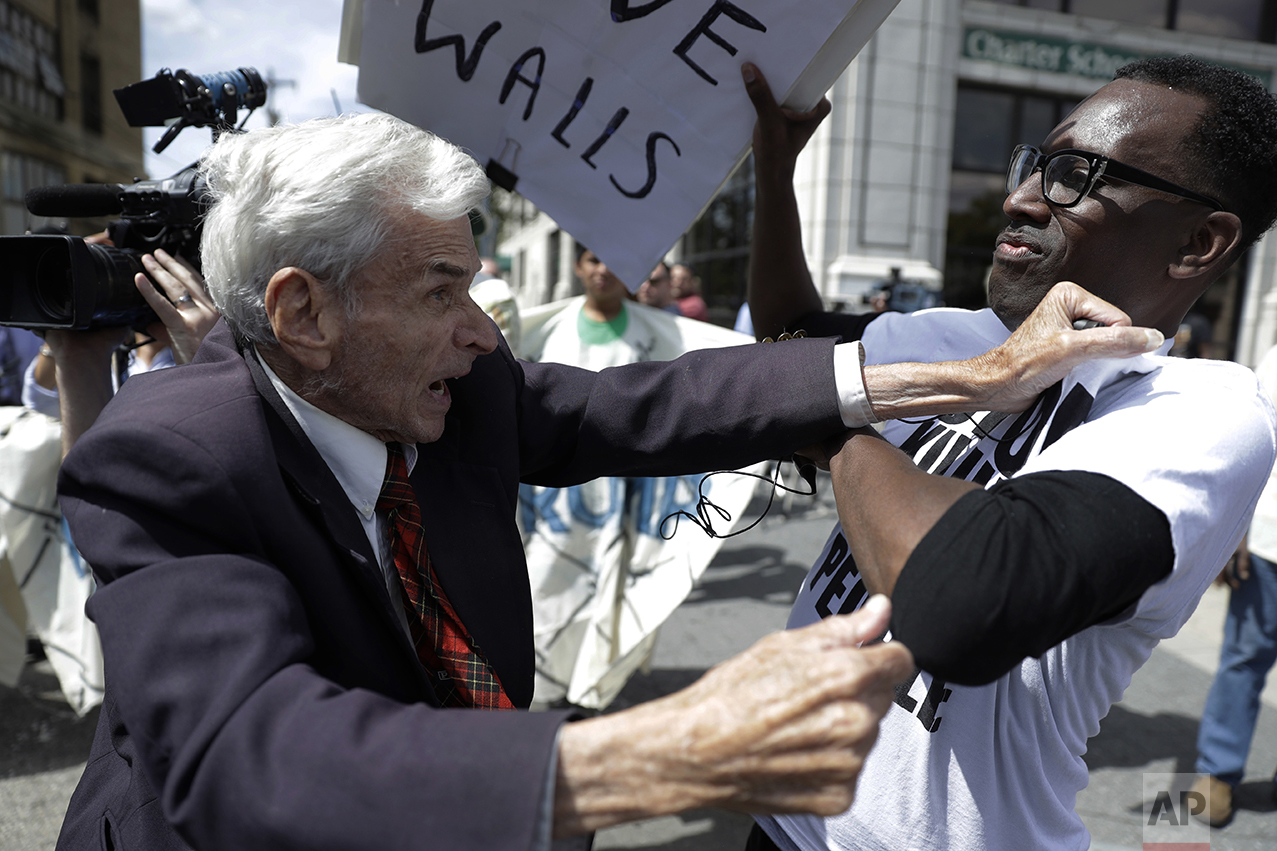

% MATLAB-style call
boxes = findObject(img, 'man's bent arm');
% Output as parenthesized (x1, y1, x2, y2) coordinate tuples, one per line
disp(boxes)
(825, 429, 1175, 684)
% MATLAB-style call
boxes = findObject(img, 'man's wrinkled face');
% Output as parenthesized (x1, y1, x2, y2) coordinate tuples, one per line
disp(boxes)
(321, 213, 498, 445)
(989, 79, 1213, 330)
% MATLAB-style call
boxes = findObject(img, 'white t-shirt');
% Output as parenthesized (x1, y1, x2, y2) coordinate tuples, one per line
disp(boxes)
(762, 307, 1277, 851)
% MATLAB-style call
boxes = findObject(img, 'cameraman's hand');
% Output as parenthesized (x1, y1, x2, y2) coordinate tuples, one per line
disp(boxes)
(135, 249, 219, 364)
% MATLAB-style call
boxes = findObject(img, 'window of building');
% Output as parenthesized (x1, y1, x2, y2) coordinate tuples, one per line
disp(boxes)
(1177, 0, 1276, 41)
(80, 53, 102, 134)
(0, 4, 65, 121)
(985, 0, 1277, 43)
(78, 0, 100, 23)
(1068, 0, 1166, 27)
(946, 85, 1078, 309)
(2, 151, 66, 234)
(678, 153, 754, 324)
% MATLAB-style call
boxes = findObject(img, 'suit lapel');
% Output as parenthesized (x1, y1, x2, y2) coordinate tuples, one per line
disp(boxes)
(242, 348, 435, 697)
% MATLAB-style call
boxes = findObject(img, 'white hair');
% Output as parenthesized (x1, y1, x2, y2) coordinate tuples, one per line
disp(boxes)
(198, 112, 490, 344)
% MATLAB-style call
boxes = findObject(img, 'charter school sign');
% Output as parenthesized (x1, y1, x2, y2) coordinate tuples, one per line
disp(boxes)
(342, 0, 901, 290)
(963, 26, 1272, 89)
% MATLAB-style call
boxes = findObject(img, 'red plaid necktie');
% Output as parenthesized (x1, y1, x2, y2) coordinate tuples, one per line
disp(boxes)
(378, 443, 513, 709)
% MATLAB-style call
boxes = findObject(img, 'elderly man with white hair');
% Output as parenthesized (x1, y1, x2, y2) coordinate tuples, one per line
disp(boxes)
(55, 112, 1157, 851)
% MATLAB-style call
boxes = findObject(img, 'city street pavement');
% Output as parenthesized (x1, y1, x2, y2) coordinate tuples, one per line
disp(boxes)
(3, 474, 1275, 849)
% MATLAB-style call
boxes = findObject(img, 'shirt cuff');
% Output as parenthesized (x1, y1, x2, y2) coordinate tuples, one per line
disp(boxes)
(832, 340, 876, 428)
(21, 357, 60, 420)
(539, 726, 593, 851)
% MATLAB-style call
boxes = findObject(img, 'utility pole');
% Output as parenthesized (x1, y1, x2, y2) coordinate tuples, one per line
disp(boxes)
(262, 68, 298, 126)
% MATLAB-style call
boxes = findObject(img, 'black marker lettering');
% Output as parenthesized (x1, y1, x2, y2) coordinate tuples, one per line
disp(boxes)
(415, 0, 501, 82)
(610, 132, 681, 199)
(500, 47, 546, 121)
(551, 77, 594, 148)
(673, 1, 766, 86)
(581, 108, 630, 169)
(610, 0, 678, 22)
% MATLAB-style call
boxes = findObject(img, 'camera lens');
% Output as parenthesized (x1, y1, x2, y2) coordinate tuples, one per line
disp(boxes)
(34, 244, 74, 322)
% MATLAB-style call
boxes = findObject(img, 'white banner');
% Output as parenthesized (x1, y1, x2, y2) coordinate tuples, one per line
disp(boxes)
(343, 0, 901, 289)
(0, 407, 103, 714)
(517, 299, 764, 708)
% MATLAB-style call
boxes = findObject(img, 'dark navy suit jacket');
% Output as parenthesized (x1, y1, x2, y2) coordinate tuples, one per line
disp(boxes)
(55, 320, 844, 850)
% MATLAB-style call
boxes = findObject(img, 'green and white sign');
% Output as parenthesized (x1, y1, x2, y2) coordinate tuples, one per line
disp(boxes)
(962, 26, 1272, 90)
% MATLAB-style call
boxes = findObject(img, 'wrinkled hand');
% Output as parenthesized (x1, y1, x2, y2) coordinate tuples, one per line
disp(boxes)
(554, 597, 914, 835)
(742, 62, 831, 181)
(661, 595, 911, 814)
(973, 282, 1164, 412)
(135, 249, 219, 364)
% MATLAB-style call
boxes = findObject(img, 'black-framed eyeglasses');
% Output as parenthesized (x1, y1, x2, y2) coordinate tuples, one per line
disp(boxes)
(1006, 144, 1223, 211)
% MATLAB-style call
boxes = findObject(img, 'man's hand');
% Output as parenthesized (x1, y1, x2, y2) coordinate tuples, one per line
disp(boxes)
(971, 281, 1165, 412)
(1217, 539, 1251, 589)
(744, 62, 831, 183)
(135, 249, 220, 364)
(862, 282, 1165, 420)
(553, 596, 913, 836)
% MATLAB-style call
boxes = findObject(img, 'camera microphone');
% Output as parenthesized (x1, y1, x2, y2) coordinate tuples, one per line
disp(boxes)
(25, 184, 124, 218)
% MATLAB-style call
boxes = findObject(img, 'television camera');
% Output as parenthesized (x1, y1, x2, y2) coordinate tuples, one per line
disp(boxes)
(0, 67, 266, 330)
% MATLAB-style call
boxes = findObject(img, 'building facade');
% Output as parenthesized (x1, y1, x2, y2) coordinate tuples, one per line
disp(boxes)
(496, 0, 1277, 364)
(0, 0, 144, 236)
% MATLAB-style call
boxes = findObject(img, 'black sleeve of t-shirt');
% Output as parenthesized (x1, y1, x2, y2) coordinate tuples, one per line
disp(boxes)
(786, 309, 879, 342)
(889, 470, 1174, 686)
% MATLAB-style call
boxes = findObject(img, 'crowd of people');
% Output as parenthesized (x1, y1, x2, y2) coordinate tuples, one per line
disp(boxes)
(0, 52, 1273, 851)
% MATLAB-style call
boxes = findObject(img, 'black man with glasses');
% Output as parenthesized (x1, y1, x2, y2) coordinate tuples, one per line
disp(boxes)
(740, 55, 1277, 851)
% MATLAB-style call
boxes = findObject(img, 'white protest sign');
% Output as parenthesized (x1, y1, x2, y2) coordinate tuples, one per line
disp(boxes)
(343, 0, 900, 290)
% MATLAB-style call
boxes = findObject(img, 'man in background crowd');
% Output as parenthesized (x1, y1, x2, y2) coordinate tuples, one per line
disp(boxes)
(518, 247, 757, 710)
(672, 261, 709, 321)
(637, 261, 682, 314)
